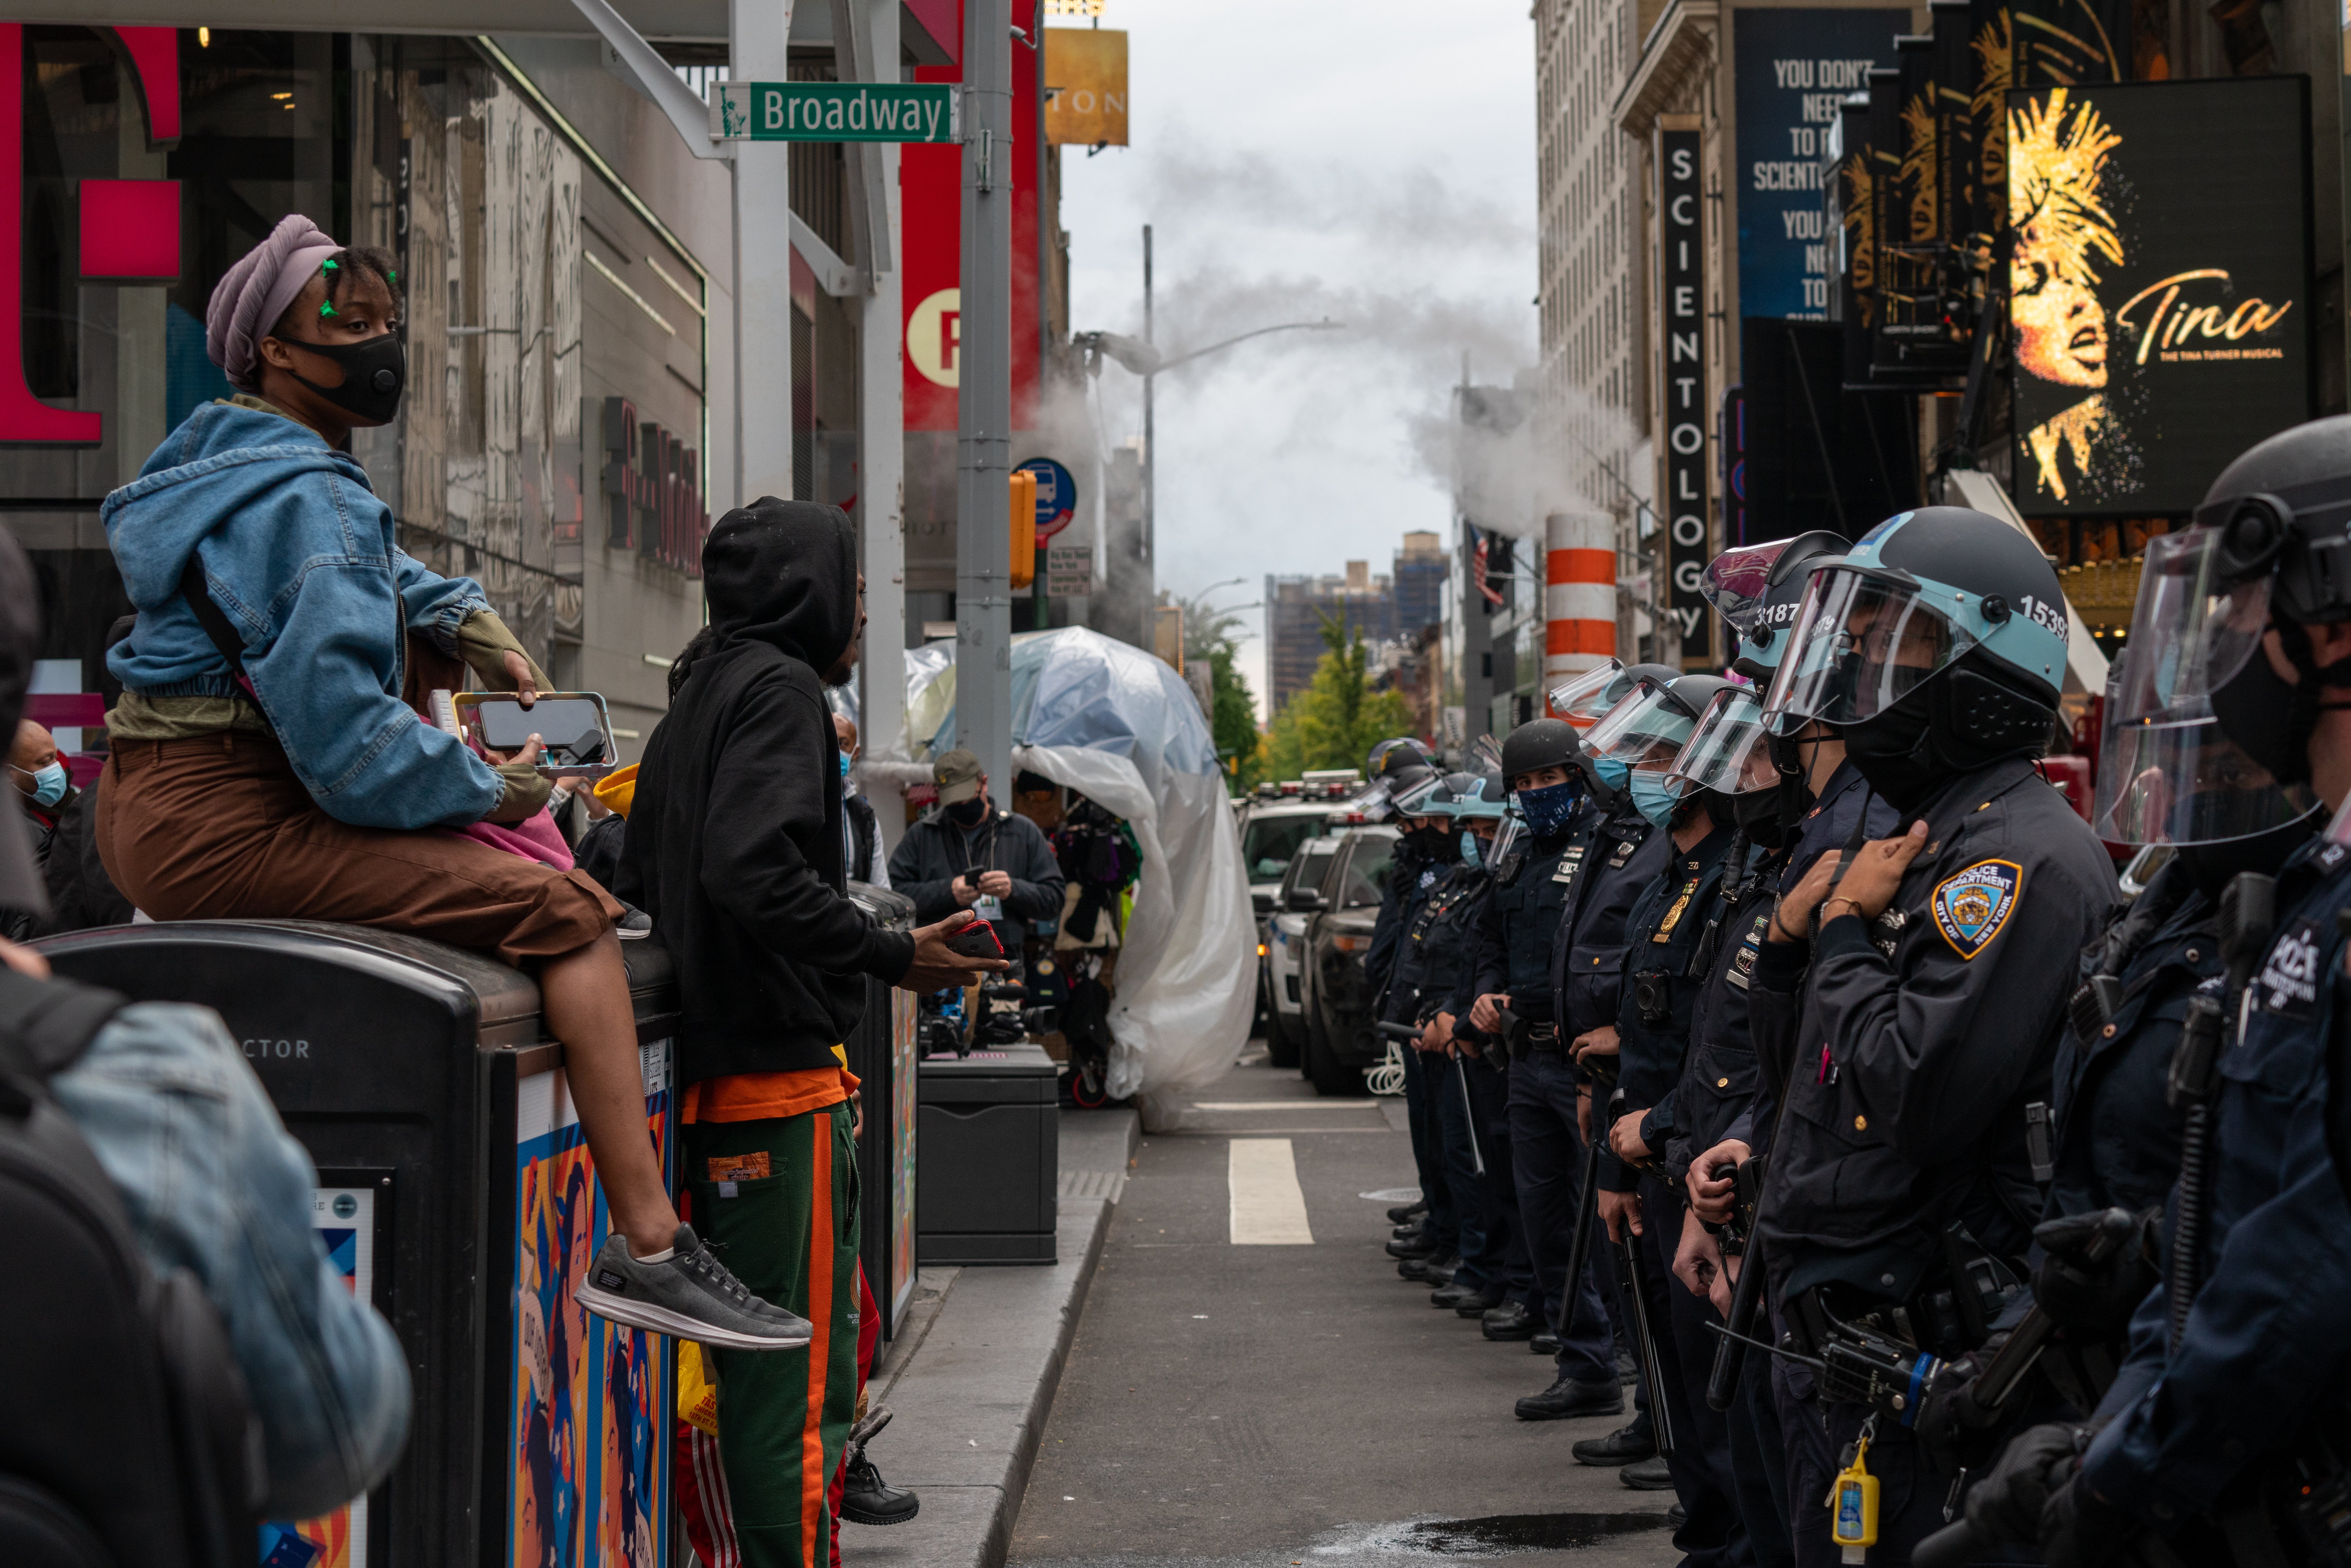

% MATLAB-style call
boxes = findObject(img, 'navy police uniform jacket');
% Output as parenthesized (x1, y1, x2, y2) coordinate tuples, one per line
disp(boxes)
(2048, 856, 2215, 1220)
(1470, 787, 1610, 1027)
(2082, 832, 2351, 1531)
(1726, 762, 1900, 1159)
(1386, 861, 1489, 1027)
(1367, 846, 1446, 1011)
(1539, 793, 1666, 1042)
(1750, 757, 2115, 1305)
(1664, 836, 1785, 1177)
(1600, 820, 1736, 1193)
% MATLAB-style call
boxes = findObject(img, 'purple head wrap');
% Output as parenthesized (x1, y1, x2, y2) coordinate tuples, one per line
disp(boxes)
(205, 214, 343, 393)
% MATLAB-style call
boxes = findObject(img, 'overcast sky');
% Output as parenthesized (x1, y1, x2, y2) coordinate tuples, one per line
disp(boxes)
(1057, 0, 1539, 720)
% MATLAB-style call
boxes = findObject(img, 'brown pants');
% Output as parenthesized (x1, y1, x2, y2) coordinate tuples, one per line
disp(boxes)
(96, 732, 621, 969)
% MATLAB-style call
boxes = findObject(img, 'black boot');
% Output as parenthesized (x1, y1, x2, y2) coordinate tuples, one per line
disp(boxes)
(838, 1405, 921, 1527)
(1571, 1411, 1657, 1466)
(1513, 1373, 1624, 1421)
(1480, 1300, 1537, 1340)
(1387, 1198, 1428, 1224)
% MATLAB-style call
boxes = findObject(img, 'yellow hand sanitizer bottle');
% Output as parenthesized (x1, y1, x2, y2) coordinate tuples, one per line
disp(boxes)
(1831, 1434, 1879, 1563)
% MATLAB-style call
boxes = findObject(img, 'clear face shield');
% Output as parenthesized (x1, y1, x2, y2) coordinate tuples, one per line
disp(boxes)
(1546, 659, 1636, 725)
(1390, 772, 1445, 820)
(1760, 566, 1977, 735)
(1664, 687, 1780, 799)
(1485, 809, 1530, 882)
(1700, 539, 1800, 636)
(1583, 680, 1703, 781)
(2093, 527, 2316, 845)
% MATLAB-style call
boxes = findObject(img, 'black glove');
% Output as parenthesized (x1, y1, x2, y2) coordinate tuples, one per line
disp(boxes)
(1916, 1334, 2011, 1478)
(2040, 1475, 2124, 1568)
(2031, 1207, 2158, 1332)
(1964, 1422, 2080, 1546)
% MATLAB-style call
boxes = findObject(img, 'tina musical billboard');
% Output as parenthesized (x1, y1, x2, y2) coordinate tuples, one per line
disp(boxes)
(2006, 77, 2310, 517)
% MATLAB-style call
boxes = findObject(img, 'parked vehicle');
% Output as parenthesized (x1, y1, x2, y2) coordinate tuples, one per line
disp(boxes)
(1292, 823, 1397, 1096)
(1238, 775, 1374, 1062)
(1262, 835, 1341, 1067)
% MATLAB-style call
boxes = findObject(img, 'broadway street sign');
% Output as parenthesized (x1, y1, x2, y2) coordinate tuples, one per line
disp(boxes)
(711, 82, 959, 143)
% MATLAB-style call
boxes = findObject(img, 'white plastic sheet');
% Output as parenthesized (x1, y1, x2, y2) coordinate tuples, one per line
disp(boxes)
(897, 629, 1255, 1121)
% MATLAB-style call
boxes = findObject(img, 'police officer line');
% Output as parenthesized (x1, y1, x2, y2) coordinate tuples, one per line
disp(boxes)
(1350, 428, 2351, 1568)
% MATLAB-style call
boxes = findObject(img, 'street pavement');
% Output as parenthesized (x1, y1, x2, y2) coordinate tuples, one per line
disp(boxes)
(1008, 1048, 1679, 1568)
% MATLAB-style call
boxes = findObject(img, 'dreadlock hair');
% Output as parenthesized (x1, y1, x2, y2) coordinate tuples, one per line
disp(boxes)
(668, 624, 721, 701)
(270, 245, 405, 340)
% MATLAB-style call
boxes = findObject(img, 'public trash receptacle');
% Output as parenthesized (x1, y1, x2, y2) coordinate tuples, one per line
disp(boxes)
(917, 1041, 1058, 1264)
(845, 881, 918, 1340)
(34, 919, 681, 1568)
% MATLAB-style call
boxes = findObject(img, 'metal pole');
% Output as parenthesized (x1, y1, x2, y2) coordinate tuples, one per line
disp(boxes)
(733, 0, 795, 507)
(1141, 225, 1155, 645)
(854, 0, 909, 854)
(957, 0, 1015, 797)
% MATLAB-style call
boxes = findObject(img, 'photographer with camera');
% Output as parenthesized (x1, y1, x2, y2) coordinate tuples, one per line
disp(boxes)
(1944, 419, 2351, 1568)
(889, 748, 1066, 957)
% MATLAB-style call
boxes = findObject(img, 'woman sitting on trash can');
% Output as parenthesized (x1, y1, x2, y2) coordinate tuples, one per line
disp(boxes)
(90, 213, 810, 1353)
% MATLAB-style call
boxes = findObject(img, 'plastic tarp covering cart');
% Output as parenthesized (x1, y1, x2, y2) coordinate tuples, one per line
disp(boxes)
(922, 628, 1255, 1123)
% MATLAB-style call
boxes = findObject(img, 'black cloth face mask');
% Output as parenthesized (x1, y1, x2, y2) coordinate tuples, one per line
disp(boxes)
(946, 797, 989, 827)
(2211, 640, 2315, 787)
(1731, 785, 1788, 848)
(288, 332, 406, 424)
(1401, 825, 1455, 864)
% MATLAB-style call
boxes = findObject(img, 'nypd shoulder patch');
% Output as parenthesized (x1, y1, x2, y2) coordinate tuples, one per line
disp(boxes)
(1931, 859, 2023, 961)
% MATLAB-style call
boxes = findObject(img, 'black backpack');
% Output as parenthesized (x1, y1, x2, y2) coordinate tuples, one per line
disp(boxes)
(0, 968, 263, 1568)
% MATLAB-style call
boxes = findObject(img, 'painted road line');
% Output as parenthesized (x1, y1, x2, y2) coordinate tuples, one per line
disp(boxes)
(1229, 1138, 1315, 1245)
(1189, 1101, 1384, 1111)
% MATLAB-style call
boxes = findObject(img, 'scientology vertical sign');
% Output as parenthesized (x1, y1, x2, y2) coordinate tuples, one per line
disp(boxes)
(1659, 127, 1712, 663)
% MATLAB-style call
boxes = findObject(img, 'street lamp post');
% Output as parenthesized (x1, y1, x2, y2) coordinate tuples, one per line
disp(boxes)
(1077, 309, 1345, 647)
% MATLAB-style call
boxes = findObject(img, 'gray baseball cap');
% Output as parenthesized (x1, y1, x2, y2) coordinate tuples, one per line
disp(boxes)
(932, 748, 984, 805)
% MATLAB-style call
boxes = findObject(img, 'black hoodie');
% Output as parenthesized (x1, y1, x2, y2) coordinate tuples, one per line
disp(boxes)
(618, 499, 915, 1085)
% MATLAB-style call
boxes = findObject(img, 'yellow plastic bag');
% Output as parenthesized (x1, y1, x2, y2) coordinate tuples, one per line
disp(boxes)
(678, 1340, 719, 1436)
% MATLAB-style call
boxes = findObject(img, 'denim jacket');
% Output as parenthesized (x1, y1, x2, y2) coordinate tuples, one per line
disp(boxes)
(48, 1002, 411, 1520)
(103, 401, 504, 830)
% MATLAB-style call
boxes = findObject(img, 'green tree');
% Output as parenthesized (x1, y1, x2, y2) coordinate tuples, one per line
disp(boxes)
(1176, 591, 1267, 788)
(1261, 614, 1416, 782)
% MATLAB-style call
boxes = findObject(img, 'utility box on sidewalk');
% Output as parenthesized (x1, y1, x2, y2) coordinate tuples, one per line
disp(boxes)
(34, 920, 679, 1568)
(917, 1041, 1059, 1264)
(845, 882, 919, 1338)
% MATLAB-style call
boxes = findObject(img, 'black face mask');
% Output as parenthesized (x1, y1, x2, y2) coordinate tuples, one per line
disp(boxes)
(1839, 696, 1942, 811)
(1731, 786, 1789, 848)
(946, 796, 989, 827)
(1402, 825, 1455, 864)
(2210, 644, 2311, 787)
(288, 332, 406, 425)
(2175, 808, 2320, 903)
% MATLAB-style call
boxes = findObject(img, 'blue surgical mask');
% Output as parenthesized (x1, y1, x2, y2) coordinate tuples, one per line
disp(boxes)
(1460, 831, 1481, 868)
(18, 760, 66, 809)
(1591, 754, 1631, 793)
(1630, 771, 1681, 829)
(838, 750, 852, 778)
(1514, 778, 1581, 838)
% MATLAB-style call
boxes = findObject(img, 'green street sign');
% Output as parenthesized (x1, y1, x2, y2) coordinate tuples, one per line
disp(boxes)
(711, 82, 959, 143)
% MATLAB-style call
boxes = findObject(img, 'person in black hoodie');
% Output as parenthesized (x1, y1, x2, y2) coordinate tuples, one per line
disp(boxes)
(619, 497, 1002, 1568)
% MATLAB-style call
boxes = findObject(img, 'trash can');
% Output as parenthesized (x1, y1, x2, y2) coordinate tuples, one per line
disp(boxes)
(844, 882, 918, 1339)
(916, 1041, 1059, 1264)
(33, 919, 680, 1568)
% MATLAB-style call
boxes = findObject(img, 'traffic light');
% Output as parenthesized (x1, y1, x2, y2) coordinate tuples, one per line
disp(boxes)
(1009, 468, 1037, 590)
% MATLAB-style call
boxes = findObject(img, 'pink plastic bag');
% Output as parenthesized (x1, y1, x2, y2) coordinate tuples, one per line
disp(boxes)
(452, 810, 575, 872)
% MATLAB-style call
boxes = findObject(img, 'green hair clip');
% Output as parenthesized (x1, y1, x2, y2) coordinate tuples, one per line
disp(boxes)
(319, 301, 337, 318)
(322, 258, 339, 270)
(386, 269, 398, 282)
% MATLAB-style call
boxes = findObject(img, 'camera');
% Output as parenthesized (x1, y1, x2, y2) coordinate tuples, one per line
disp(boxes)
(1632, 971, 1672, 1026)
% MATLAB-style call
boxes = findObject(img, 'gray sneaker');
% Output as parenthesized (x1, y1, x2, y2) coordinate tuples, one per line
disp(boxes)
(574, 1224, 813, 1351)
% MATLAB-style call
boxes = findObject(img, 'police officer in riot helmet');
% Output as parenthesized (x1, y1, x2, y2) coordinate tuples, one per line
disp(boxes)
(1576, 668, 1753, 1559)
(1657, 531, 1899, 1568)
(1736, 506, 2116, 1563)
(1366, 741, 1466, 1275)
(1948, 419, 2351, 1568)
(1463, 713, 1643, 1421)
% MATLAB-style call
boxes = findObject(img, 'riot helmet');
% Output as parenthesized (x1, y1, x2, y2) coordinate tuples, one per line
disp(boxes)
(1548, 658, 1681, 726)
(1668, 686, 1801, 847)
(2096, 417, 2351, 843)
(1701, 530, 1849, 680)
(1500, 717, 1588, 840)
(1760, 507, 2067, 809)
(1586, 671, 1735, 827)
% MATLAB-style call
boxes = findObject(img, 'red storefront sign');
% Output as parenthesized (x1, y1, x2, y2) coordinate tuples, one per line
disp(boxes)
(902, 0, 1045, 432)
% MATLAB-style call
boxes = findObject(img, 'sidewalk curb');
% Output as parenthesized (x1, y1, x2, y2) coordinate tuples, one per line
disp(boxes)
(845, 1106, 1137, 1568)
